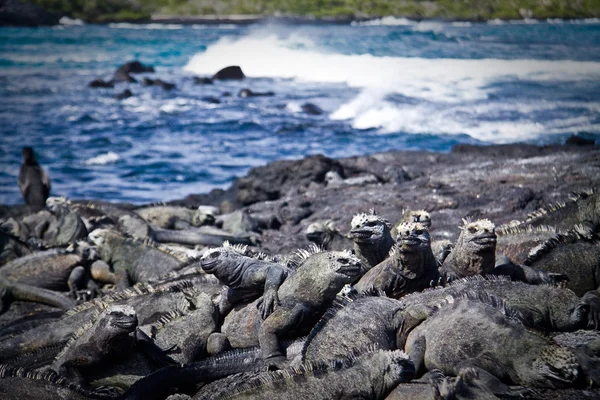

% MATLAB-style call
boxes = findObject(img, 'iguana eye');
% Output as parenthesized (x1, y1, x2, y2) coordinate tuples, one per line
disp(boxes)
(337, 258, 349, 264)
(468, 226, 477, 234)
(415, 230, 423, 235)
(210, 251, 221, 258)
(365, 221, 377, 227)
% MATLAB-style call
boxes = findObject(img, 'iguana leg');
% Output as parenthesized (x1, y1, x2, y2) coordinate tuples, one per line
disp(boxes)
(90, 260, 116, 284)
(259, 303, 306, 366)
(582, 290, 600, 329)
(67, 266, 87, 298)
(218, 288, 241, 318)
(115, 266, 132, 290)
(405, 335, 426, 377)
(257, 266, 286, 320)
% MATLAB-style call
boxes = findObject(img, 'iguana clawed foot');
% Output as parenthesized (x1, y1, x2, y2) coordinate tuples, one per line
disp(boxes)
(257, 290, 280, 320)
(265, 354, 287, 371)
(582, 292, 600, 329)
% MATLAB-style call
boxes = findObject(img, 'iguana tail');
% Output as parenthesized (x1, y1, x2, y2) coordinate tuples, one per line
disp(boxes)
(153, 228, 254, 247)
(9, 282, 75, 310)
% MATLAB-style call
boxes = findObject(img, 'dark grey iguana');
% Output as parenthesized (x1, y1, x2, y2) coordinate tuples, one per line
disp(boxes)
(219, 247, 364, 365)
(353, 222, 439, 298)
(404, 293, 585, 389)
(0, 365, 116, 400)
(495, 224, 560, 264)
(71, 201, 155, 240)
(305, 220, 353, 251)
(40, 197, 89, 248)
(519, 227, 600, 327)
(525, 190, 600, 235)
(397, 276, 591, 333)
(88, 228, 184, 289)
(0, 229, 31, 266)
(193, 349, 414, 400)
(200, 242, 290, 318)
(350, 210, 395, 270)
(440, 218, 566, 285)
(301, 295, 405, 363)
(134, 204, 217, 230)
(50, 305, 139, 385)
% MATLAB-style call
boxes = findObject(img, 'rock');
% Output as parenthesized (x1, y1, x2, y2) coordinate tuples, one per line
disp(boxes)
(566, 135, 595, 146)
(114, 89, 133, 100)
(193, 77, 213, 85)
(301, 103, 324, 115)
(238, 89, 274, 98)
(212, 66, 245, 80)
(0, 0, 59, 27)
(112, 60, 154, 83)
(201, 96, 221, 104)
(88, 78, 114, 88)
(142, 78, 175, 90)
(234, 154, 344, 206)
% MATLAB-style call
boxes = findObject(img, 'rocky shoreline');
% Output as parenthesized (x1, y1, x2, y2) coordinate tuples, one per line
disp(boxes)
(168, 141, 600, 255)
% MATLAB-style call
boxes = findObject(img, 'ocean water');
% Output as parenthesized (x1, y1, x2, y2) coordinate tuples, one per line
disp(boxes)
(1, 18, 599, 204)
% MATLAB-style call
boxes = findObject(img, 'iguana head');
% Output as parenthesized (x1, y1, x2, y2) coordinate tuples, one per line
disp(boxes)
(530, 344, 580, 388)
(350, 210, 391, 245)
(102, 305, 138, 334)
(313, 250, 363, 283)
(46, 196, 69, 214)
(400, 209, 431, 229)
(200, 242, 249, 273)
(367, 350, 415, 398)
(88, 228, 123, 247)
(306, 220, 337, 247)
(192, 206, 218, 227)
(457, 218, 496, 253)
(395, 222, 430, 253)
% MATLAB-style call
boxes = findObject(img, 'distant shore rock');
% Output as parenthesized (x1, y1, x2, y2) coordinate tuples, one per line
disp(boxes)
(114, 89, 133, 100)
(194, 77, 214, 85)
(212, 66, 245, 80)
(301, 103, 324, 115)
(88, 78, 114, 88)
(113, 60, 155, 83)
(238, 89, 274, 98)
(0, 0, 59, 26)
(142, 78, 175, 90)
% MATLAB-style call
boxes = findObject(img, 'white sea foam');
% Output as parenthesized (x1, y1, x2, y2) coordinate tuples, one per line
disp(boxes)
(183, 31, 600, 142)
(452, 21, 473, 27)
(351, 17, 416, 26)
(59, 16, 85, 26)
(84, 152, 121, 165)
(108, 23, 184, 30)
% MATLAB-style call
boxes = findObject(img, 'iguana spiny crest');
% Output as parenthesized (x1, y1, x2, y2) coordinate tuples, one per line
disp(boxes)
(394, 222, 430, 252)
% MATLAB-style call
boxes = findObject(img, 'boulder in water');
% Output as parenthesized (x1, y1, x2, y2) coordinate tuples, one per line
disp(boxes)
(194, 77, 213, 85)
(142, 78, 175, 90)
(88, 78, 114, 88)
(114, 89, 133, 100)
(238, 89, 274, 98)
(212, 66, 245, 80)
(566, 134, 595, 146)
(113, 61, 154, 83)
(301, 103, 324, 115)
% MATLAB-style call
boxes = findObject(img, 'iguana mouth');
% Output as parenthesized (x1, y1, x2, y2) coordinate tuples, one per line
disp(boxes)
(337, 263, 363, 277)
(473, 234, 496, 246)
(114, 319, 138, 330)
(350, 229, 378, 242)
(399, 238, 421, 247)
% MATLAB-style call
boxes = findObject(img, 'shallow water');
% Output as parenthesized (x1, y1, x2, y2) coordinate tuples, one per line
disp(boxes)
(1, 18, 599, 204)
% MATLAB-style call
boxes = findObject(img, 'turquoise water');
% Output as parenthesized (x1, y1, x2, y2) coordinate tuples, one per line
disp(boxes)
(1, 18, 599, 204)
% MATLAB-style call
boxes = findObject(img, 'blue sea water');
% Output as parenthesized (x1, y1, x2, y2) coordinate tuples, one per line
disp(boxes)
(1, 17, 599, 204)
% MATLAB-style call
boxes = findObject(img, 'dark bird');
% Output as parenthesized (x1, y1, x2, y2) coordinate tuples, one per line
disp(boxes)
(18, 147, 50, 208)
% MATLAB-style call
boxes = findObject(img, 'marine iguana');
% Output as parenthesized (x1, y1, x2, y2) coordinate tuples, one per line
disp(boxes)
(525, 190, 600, 235)
(520, 227, 600, 327)
(353, 222, 439, 298)
(0, 229, 31, 266)
(0, 365, 116, 400)
(495, 224, 560, 264)
(219, 247, 364, 365)
(194, 349, 414, 400)
(440, 218, 566, 285)
(40, 197, 89, 247)
(134, 204, 216, 230)
(50, 305, 139, 385)
(18, 147, 50, 209)
(305, 220, 352, 251)
(350, 210, 395, 270)
(390, 209, 432, 239)
(200, 242, 290, 318)
(404, 293, 584, 389)
(88, 228, 184, 289)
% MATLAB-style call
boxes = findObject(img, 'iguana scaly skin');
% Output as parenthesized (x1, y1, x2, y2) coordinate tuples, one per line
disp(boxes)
(141, 293, 218, 364)
(220, 247, 364, 365)
(301, 295, 405, 363)
(525, 190, 600, 235)
(42, 197, 89, 247)
(390, 209, 432, 239)
(305, 220, 352, 251)
(88, 228, 183, 289)
(495, 224, 560, 264)
(194, 349, 414, 400)
(0, 230, 31, 266)
(0, 365, 116, 400)
(398, 276, 590, 332)
(72, 202, 155, 240)
(353, 222, 438, 298)
(350, 210, 395, 270)
(134, 205, 215, 230)
(200, 242, 290, 318)
(50, 305, 138, 385)
(522, 227, 600, 327)
(405, 294, 582, 389)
